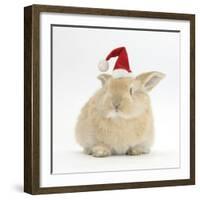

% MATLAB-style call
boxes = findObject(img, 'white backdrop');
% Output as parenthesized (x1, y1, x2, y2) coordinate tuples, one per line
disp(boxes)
(40, 13, 190, 186)
(0, 0, 200, 200)
(52, 25, 180, 173)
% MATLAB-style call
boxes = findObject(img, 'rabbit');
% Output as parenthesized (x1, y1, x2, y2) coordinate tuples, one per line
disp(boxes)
(75, 71, 165, 157)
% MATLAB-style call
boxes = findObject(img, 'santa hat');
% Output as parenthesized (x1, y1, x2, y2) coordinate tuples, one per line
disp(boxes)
(98, 47, 133, 78)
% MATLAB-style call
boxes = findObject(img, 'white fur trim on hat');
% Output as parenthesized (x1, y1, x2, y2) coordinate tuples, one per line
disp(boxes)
(112, 69, 134, 79)
(98, 60, 109, 72)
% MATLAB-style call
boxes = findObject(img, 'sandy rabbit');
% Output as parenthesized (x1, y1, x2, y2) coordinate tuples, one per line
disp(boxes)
(75, 47, 165, 157)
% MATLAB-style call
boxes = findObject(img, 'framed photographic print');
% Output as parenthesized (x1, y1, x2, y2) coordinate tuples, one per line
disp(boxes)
(24, 4, 195, 194)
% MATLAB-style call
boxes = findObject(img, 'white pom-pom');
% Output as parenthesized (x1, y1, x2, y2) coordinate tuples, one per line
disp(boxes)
(98, 60, 109, 72)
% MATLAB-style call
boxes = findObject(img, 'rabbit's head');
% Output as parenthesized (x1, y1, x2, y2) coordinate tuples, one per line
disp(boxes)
(96, 71, 165, 119)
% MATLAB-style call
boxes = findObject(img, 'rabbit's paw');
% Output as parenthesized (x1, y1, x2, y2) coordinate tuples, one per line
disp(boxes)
(91, 145, 111, 157)
(127, 146, 150, 156)
(83, 148, 92, 155)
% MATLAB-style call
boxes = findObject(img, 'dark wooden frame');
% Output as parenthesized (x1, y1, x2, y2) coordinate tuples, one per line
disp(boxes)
(24, 4, 195, 195)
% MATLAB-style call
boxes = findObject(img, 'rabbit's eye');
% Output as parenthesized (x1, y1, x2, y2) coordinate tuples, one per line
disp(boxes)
(129, 88, 133, 96)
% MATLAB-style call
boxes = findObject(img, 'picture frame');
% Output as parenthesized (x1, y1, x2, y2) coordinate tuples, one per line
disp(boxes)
(24, 4, 195, 194)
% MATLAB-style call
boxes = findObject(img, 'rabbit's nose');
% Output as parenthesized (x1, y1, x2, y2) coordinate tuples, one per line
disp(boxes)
(112, 102, 121, 110)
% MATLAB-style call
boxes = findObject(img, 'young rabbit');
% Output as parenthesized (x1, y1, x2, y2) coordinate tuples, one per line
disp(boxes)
(75, 72, 165, 157)
(75, 47, 165, 157)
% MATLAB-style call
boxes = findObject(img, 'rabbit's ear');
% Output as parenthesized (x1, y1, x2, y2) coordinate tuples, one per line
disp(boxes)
(97, 74, 111, 86)
(136, 71, 165, 92)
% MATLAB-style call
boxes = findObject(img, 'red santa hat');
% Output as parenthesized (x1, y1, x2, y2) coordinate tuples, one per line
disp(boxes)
(98, 47, 133, 78)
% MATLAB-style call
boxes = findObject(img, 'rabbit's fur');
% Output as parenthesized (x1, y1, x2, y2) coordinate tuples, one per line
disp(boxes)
(75, 71, 165, 157)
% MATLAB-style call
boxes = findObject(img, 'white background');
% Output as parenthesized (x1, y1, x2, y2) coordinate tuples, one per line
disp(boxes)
(52, 25, 181, 174)
(40, 14, 189, 187)
(0, 0, 199, 199)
